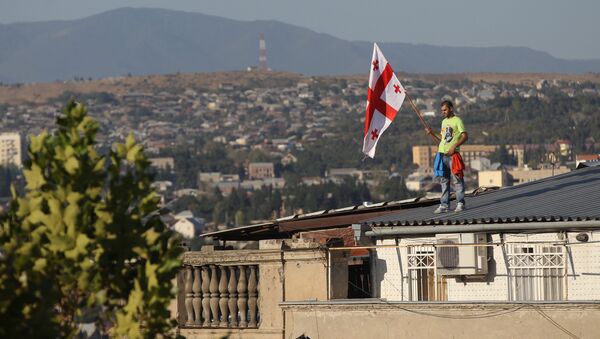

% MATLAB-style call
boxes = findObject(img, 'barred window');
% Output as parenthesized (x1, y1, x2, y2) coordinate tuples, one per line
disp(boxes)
(506, 243, 566, 301)
(407, 246, 447, 301)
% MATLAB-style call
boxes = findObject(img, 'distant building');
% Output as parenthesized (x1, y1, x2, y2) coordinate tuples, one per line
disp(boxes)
(509, 166, 570, 185)
(478, 169, 511, 187)
(149, 157, 175, 171)
(412, 145, 436, 170)
(405, 172, 434, 191)
(171, 210, 204, 239)
(151, 180, 173, 192)
(281, 153, 298, 166)
(248, 162, 275, 180)
(301, 176, 323, 186)
(240, 178, 286, 191)
(198, 172, 221, 186)
(413, 144, 526, 169)
(576, 154, 600, 168)
(413, 145, 498, 169)
(536, 79, 549, 90)
(470, 157, 494, 172)
(0, 132, 22, 167)
(477, 166, 572, 187)
(174, 188, 202, 198)
(555, 139, 572, 157)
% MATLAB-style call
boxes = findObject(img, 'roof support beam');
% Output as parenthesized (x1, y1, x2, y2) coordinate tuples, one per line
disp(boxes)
(365, 220, 600, 237)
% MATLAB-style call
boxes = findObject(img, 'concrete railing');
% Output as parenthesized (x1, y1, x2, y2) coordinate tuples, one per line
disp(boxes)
(176, 239, 340, 339)
(180, 264, 259, 328)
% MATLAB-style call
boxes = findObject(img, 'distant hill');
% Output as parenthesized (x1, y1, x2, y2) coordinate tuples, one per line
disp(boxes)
(1, 7, 599, 83)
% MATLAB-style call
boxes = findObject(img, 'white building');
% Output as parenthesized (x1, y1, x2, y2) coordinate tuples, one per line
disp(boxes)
(376, 231, 599, 301)
(172, 210, 204, 239)
(367, 165, 600, 302)
(0, 132, 22, 167)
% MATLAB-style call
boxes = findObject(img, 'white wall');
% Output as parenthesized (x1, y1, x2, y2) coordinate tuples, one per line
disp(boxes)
(375, 231, 600, 301)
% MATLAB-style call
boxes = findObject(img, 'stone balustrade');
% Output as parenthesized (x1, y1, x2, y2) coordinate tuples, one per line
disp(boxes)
(180, 263, 259, 328)
(176, 240, 329, 338)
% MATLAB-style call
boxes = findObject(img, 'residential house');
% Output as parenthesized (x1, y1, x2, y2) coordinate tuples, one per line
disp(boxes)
(171, 210, 205, 239)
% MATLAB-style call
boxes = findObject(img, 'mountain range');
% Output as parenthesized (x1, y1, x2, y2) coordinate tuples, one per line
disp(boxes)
(1, 7, 599, 83)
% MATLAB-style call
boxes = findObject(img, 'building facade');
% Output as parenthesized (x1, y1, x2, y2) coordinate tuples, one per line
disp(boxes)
(248, 162, 275, 180)
(0, 132, 22, 167)
(376, 231, 599, 302)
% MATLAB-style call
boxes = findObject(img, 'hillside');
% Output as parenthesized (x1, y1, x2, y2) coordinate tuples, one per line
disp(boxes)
(1, 8, 600, 83)
(2, 70, 600, 106)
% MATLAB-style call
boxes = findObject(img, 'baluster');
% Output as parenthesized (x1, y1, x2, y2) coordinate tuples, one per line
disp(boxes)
(219, 266, 229, 327)
(184, 266, 194, 326)
(237, 265, 248, 327)
(209, 265, 220, 327)
(201, 266, 211, 327)
(256, 273, 260, 324)
(192, 266, 202, 325)
(248, 265, 258, 327)
(228, 266, 238, 327)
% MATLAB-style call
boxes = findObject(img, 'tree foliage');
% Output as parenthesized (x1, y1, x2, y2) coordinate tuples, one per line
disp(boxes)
(0, 101, 182, 338)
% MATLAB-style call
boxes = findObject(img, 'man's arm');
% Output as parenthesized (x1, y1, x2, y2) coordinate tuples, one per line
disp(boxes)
(447, 132, 468, 155)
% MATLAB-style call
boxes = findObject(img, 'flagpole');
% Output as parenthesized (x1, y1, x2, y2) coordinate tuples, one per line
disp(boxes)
(405, 92, 430, 130)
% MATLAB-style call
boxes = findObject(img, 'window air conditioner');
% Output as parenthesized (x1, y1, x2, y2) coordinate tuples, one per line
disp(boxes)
(435, 233, 488, 275)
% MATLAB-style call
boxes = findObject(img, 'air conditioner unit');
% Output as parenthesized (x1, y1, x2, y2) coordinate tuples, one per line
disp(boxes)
(436, 233, 488, 275)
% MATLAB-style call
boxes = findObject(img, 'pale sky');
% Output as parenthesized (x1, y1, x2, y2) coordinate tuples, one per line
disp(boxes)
(1, 0, 599, 60)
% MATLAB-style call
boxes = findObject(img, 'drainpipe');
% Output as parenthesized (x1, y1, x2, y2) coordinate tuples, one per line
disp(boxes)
(365, 220, 600, 237)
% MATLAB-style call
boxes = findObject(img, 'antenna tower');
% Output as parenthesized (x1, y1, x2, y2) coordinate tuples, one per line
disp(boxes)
(259, 33, 267, 70)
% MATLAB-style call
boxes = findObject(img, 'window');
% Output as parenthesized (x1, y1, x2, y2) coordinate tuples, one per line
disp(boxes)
(407, 246, 447, 301)
(506, 243, 566, 301)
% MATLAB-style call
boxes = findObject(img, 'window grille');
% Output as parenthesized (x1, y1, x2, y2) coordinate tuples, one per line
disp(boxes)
(407, 246, 447, 301)
(506, 243, 566, 301)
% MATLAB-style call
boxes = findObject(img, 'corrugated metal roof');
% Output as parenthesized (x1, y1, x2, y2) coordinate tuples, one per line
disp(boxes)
(201, 197, 439, 240)
(367, 166, 600, 227)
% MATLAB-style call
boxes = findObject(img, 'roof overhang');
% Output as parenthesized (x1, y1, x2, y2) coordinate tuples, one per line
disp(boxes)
(201, 197, 439, 241)
(365, 220, 600, 237)
(201, 223, 284, 241)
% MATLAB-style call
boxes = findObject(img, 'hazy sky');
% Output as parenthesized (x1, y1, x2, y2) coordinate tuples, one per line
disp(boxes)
(1, 0, 599, 60)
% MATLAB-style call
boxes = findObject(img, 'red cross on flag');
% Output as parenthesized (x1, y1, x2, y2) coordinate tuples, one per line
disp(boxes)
(362, 43, 406, 158)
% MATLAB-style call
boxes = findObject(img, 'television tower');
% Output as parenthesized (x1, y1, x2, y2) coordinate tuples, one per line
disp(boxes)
(259, 33, 267, 71)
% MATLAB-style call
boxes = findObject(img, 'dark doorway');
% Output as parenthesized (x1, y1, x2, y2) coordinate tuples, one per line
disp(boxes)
(348, 258, 371, 298)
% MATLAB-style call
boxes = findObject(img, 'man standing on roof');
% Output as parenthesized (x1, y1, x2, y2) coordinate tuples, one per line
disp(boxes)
(426, 100, 468, 213)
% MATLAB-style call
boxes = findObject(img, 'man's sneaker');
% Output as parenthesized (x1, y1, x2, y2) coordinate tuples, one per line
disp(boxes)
(434, 205, 449, 214)
(455, 202, 465, 212)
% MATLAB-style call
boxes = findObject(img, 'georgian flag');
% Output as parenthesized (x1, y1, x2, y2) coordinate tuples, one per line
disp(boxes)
(362, 43, 406, 158)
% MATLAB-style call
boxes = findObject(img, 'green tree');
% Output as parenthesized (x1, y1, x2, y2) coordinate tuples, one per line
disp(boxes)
(0, 165, 22, 197)
(0, 101, 182, 338)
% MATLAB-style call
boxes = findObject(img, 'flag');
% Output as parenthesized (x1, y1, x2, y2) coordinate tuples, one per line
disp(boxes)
(362, 43, 406, 158)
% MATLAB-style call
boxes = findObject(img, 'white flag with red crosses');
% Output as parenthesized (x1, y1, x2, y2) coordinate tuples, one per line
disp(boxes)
(362, 43, 406, 158)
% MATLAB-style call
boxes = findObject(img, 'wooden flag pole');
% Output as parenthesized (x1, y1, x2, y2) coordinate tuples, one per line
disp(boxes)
(405, 92, 430, 130)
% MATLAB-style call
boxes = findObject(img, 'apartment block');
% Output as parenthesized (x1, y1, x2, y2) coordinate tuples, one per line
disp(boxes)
(0, 132, 22, 167)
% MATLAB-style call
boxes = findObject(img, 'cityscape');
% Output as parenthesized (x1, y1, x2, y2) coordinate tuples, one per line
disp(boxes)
(1, 70, 599, 231)
(1, 3, 600, 339)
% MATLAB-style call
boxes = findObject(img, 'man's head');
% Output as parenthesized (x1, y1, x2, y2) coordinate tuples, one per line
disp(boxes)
(441, 100, 454, 118)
